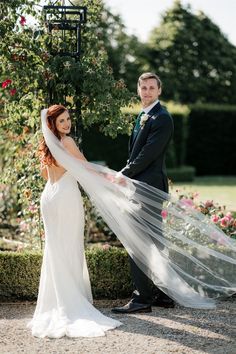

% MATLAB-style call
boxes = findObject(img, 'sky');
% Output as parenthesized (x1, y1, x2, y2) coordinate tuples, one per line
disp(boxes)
(104, 0, 236, 45)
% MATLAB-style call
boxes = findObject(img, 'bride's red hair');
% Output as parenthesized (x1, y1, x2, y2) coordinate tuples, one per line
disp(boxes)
(38, 104, 67, 167)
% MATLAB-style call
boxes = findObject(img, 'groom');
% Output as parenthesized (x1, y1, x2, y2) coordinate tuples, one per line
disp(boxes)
(112, 72, 174, 314)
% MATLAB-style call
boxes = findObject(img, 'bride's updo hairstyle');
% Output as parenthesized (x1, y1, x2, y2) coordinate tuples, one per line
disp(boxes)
(38, 104, 67, 167)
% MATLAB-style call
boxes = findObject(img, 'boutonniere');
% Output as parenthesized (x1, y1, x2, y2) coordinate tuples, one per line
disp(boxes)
(140, 114, 149, 128)
(140, 114, 149, 129)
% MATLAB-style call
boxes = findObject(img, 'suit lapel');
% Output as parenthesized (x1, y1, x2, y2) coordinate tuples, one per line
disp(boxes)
(130, 125, 141, 148)
(129, 102, 162, 154)
(147, 101, 161, 117)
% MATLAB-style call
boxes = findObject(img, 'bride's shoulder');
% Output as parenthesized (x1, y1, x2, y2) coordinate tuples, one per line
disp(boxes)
(61, 136, 76, 147)
(61, 136, 83, 157)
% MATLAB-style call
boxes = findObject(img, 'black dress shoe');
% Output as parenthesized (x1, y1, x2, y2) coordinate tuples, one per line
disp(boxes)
(152, 297, 175, 308)
(111, 301, 152, 314)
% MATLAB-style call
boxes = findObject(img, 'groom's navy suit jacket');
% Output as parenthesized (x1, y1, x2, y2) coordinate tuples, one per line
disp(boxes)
(121, 102, 174, 192)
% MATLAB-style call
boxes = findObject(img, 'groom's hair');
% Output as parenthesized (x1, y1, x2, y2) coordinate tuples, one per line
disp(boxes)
(138, 72, 162, 89)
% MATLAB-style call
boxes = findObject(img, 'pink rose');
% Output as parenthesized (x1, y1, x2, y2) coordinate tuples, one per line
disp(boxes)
(29, 204, 37, 213)
(226, 212, 232, 220)
(161, 210, 168, 219)
(211, 215, 219, 223)
(102, 243, 111, 250)
(220, 217, 229, 227)
(205, 200, 213, 208)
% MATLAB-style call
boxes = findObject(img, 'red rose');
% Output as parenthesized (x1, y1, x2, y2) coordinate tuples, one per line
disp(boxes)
(10, 88, 17, 96)
(2, 79, 12, 89)
(20, 16, 26, 26)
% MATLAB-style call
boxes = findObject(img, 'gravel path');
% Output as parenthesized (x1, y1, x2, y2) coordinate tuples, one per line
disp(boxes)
(0, 299, 236, 354)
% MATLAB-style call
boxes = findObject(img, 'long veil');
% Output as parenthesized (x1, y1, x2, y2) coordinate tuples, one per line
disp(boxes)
(41, 109, 236, 309)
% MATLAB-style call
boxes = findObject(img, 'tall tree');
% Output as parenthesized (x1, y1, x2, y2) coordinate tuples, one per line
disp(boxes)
(146, 0, 236, 103)
(89, 4, 146, 93)
(0, 0, 134, 246)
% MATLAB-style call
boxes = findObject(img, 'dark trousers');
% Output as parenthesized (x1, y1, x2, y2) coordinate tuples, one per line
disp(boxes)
(130, 178, 171, 304)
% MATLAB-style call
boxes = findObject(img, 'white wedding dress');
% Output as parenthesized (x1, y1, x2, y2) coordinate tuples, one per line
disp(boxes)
(27, 171, 122, 338)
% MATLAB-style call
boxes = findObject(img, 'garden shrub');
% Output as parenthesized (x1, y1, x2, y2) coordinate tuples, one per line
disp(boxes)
(0, 248, 133, 300)
(82, 107, 189, 171)
(167, 165, 196, 182)
(1, 245, 234, 301)
(186, 104, 236, 175)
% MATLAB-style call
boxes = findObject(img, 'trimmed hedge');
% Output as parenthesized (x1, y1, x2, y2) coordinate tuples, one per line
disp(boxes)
(0, 251, 42, 299)
(82, 111, 185, 171)
(186, 104, 236, 175)
(1, 247, 235, 301)
(167, 165, 196, 182)
(172, 113, 188, 166)
(83, 103, 236, 176)
(0, 248, 133, 300)
(83, 125, 129, 171)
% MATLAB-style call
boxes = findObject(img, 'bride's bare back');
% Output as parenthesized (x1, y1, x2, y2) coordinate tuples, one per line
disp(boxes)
(41, 136, 86, 183)
(47, 165, 67, 185)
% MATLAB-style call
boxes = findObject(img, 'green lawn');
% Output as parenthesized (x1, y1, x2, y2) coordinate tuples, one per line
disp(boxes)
(170, 176, 236, 212)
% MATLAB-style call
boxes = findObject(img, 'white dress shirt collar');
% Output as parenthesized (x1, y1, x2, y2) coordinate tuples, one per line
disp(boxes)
(142, 99, 159, 114)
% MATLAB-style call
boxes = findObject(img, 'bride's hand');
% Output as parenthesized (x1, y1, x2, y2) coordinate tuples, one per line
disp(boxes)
(114, 172, 127, 186)
(105, 173, 116, 183)
(105, 172, 126, 186)
(115, 172, 126, 186)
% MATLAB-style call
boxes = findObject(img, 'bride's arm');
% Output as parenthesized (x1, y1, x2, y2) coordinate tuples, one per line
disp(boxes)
(61, 136, 124, 184)
(61, 136, 87, 161)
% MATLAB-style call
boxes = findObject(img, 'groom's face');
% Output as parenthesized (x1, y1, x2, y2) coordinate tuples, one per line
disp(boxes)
(138, 78, 161, 108)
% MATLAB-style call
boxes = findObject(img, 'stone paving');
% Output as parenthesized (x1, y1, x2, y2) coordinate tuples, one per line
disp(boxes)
(0, 299, 235, 354)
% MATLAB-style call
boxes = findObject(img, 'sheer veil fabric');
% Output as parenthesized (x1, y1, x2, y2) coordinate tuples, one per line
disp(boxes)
(40, 109, 236, 309)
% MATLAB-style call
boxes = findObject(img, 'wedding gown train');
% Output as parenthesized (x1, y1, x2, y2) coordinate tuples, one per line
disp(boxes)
(27, 171, 122, 338)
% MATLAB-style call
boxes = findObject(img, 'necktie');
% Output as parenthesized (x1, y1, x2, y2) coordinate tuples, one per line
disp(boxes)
(133, 111, 144, 135)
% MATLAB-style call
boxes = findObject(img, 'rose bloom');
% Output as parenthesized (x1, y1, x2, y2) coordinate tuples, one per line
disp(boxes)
(10, 88, 16, 96)
(226, 212, 233, 220)
(161, 210, 168, 219)
(140, 114, 149, 127)
(211, 215, 219, 223)
(29, 204, 37, 213)
(2, 79, 12, 89)
(20, 16, 26, 26)
(220, 217, 229, 227)
(102, 243, 111, 250)
(204, 200, 213, 208)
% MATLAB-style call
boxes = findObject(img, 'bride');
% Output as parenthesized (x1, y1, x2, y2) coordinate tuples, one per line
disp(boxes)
(28, 104, 236, 338)
(27, 105, 122, 338)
